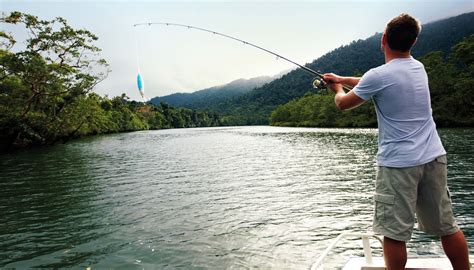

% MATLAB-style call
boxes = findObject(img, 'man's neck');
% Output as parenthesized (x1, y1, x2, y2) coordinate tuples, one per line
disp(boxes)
(384, 50, 411, 63)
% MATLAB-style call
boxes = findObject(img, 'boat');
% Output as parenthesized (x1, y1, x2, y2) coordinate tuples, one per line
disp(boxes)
(310, 232, 473, 270)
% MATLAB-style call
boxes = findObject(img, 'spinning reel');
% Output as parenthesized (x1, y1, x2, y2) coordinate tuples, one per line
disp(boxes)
(312, 77, 327, 90)
(313, 77, 353, 93)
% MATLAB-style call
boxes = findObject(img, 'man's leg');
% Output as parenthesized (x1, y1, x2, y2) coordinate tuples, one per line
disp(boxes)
(373, 166, 420, 269)
(416, 156, 470, 270)
(383, 236, 407, 270)
(441, 230, 470, 270)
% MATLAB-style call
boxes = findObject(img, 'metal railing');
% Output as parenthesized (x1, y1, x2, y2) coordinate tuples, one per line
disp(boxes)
(310, 232, 383, 270)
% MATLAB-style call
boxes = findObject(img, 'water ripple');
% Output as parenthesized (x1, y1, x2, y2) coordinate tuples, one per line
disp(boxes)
(0, 127, 472, 269)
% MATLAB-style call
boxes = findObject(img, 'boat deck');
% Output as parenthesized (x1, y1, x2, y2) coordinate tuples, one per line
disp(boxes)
(311, 232, 473, 270)
(343, 256, 468, 270)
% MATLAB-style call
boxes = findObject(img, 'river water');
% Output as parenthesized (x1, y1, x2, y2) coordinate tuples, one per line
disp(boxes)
(0, 126, 472, 269)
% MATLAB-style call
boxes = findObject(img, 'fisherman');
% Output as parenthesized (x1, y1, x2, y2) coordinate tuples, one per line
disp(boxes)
(322, 13, 470, 270)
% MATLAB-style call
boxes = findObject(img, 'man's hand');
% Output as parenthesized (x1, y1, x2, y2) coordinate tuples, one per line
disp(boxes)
(323, 73, 366, 110)
(327, 82, 344, 94)
(323, 73, 361, 88)
(323, 73, 344, 94)
(323, 73, 344, 84)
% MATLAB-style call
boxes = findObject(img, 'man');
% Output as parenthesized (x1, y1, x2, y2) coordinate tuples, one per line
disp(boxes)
(323, 13, 470, 270)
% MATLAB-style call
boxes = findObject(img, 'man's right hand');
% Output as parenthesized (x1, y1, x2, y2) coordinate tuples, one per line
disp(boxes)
(323, 73, 344, 84)
(323, 73, 361, 88)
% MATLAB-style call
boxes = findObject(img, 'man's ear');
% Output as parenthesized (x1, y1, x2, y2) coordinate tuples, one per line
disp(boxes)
(381, 32, 387, 52)
(412, 37, 418, 47)
(381, 32, 387, 46)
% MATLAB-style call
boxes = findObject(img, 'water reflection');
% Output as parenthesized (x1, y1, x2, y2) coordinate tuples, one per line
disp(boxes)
(0, 126, 472, 268)
(0, 143, 114, 267)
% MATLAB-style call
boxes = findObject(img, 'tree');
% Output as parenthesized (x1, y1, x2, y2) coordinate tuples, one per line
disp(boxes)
(419, 34, 474, 126)
(0, 12, 110, 147)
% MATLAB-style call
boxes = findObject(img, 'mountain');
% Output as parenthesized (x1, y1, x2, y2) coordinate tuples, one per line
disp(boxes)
(270, 34, 474, 127)
(149, 75, 278, 110)
(212, 12, 474, 125)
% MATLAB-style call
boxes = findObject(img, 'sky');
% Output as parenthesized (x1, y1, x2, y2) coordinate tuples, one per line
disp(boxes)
(1, 0, 473, 100)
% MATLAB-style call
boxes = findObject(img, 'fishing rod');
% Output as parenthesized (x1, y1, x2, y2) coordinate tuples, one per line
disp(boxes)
(133, 22, 353, 92)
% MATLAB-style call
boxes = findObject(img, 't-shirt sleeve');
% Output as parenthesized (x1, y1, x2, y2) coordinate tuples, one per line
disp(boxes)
(352, 69, 384, 101)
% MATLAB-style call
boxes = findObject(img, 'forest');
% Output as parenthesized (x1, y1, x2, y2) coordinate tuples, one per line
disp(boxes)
(0, 12, 220, 150)
(269, 35, 474, 127)
(1, 11, 472, 151)
(208, 12, 474, 125)
(150, 76, 274, 110)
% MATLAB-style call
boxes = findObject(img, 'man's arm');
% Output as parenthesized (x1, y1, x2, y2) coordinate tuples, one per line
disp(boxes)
(328, 83, 366, 110)
(323, 73, 365, 110)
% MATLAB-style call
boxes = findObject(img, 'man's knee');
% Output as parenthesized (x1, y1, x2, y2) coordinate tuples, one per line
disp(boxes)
(384, 236, 405, 243)
(383, 237, 407, 270)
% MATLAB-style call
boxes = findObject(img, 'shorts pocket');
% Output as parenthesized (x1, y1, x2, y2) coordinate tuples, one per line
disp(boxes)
(374, 193, 395, 224)
(435, 155, 447, 164)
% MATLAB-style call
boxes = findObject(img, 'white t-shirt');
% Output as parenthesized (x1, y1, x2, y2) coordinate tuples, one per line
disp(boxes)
(353, 57, 446, 167)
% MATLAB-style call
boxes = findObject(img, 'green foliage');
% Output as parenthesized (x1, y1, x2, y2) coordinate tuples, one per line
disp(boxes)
(207, 12, 474, 125)
(418, 34, 474, 126)
(0, 12, 222, 151)
(270, 34, 474, 128)
(269, 93, 377, 127)
(150, 76, 273, 110)
(0, 11, 109, 148)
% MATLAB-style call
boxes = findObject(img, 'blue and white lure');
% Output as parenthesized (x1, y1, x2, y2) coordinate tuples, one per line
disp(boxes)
(137, 71, 146, 100)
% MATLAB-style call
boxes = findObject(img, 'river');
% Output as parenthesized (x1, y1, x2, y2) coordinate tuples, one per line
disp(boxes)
(0, 126, 472, 269)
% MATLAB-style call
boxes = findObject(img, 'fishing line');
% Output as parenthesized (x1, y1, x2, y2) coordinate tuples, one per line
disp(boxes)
(133, 22, 353, 92)
(134, 36, 141, 74)
(133, 27, 147, 101)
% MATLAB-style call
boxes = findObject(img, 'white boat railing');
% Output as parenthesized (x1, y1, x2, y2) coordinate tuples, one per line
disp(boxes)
(310, 232, 383, 270)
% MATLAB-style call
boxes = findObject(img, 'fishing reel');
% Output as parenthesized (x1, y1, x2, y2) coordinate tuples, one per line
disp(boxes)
(312, 78, 327, 91)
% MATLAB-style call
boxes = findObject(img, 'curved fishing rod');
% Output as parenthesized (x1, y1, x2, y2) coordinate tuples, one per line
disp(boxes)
(133, 22, 353, 91)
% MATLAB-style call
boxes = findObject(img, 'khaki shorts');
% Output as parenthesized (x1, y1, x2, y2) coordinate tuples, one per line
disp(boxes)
(373, 155, 459, 241)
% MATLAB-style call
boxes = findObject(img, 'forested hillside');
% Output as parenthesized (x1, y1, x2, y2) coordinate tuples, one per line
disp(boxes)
(150, 76, 275, 110)
(216, 12, 474, 125)
(270, 34, 474, 127)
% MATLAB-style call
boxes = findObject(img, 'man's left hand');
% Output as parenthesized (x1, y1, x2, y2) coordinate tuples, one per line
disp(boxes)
(328, 82, 344, 94)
